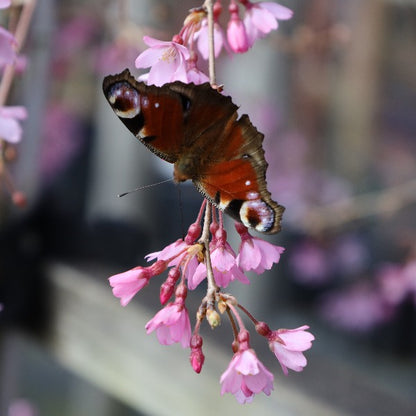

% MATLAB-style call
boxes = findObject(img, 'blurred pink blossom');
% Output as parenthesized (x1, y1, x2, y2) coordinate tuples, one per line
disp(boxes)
(54, 15, 98, 57)
(0, 0, 11, 9)
(0, 105, 27, 143)
(332, 235, 369, 276)
(95, 40, 140, 75)
(40, 103, 84, 181)
(321, 284, 389, 331)
(8, 399, 37, 416)
(289, 240, 331, 285)
(0, 26, 17, 68)
(242, 1, 293, 46)
(379, 261, 416, 306)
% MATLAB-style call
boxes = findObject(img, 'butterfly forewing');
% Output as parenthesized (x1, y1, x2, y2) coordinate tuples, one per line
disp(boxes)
(103, 70, 184, 163)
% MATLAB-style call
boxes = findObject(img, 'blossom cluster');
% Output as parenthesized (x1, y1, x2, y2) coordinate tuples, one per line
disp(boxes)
(0, 0, 30, 206)
(135, 0, 292, 86)
(109, 202, 314, 403)
(107, 0, 314, 404)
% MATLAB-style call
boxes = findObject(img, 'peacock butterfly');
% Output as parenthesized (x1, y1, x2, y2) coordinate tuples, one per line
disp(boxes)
(102, 69, 284, 234)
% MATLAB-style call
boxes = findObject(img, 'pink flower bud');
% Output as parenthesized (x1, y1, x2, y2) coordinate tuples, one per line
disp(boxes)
(190, 334, 205, 373)
(185, 222, 201, 244)
(149, 260, 167, 276)
(227, 3, 249, 53)
(255, 321, 271, 337)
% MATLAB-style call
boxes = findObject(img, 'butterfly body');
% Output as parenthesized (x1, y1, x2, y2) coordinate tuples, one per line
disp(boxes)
(103, 69, 284, 233)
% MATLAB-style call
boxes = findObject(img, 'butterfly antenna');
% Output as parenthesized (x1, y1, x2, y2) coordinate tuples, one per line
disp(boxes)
(177, 185, 186, 239)
(118, 178, 173, 197)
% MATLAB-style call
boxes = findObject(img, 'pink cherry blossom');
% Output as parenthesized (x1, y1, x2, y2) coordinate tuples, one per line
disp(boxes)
(145, 300, 191, 348)
(378, 263, 408, 306)
(220, 348, 274, 403)
(109, 267, 151, 306)
(243, 1, 293, 46)
(227, 3, 249, 53)
(135, 36, 190, 86)
(0, 0, 11, 9)
(0, 106, 27, 143)
(236, 223, 285, 274)
(0, 26, 17, 68)
(145, 238, 188, 263)
(289, 240, 331, 285)
(403, 261, 416, 304)
(268, 325, 314, 375)
(191, 240, 249, 289)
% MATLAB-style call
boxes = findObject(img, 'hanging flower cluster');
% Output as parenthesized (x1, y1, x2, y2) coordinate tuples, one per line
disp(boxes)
(108, 0, 314, 404)
(135, 0, 293, 86)
(110, 202, 314, 403)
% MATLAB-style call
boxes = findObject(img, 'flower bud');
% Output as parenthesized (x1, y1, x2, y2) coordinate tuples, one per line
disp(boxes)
(206, 309, 221, 328)
(160, 282, 175, 305)
(255, 321, 271, 337)
(185, 222, 201, 244)
(149, 260, 167, 276)
(190, 335, 205, 373)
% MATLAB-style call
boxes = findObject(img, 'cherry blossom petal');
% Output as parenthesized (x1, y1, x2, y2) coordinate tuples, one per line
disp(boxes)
(278, 325, 315, 350)
(271, 342, 307, 374)
(261, 2, 293, 20)
(250, 6, 278, 32)
(109, 268, 149, 306)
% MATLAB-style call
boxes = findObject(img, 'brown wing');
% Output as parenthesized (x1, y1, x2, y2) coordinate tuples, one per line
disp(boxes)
(102, 69, 238, 165)
(195, 115, 285, 234)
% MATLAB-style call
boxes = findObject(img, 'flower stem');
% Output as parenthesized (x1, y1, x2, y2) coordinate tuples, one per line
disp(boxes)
(200, 202, 217, 294)
(227, 302, 246, 332)
(237, 303, 259, 325)
(204, 0, 216, 85)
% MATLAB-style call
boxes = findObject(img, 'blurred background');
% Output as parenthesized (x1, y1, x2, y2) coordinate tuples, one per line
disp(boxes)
(0, 0, 415, 414)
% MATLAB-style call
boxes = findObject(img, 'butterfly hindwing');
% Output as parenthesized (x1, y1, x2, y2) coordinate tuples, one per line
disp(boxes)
(195, 114, 284, 233)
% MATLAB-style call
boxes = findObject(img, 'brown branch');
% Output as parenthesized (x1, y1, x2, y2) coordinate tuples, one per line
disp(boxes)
(299, 177, 416, 234)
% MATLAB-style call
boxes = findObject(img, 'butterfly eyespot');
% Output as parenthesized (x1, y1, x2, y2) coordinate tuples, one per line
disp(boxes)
(239, 198, 275, 233)
(108, 81, 141, 119)
(242, 154, 251, 159)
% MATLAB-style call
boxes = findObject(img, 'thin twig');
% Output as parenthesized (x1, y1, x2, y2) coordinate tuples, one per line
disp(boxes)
(200, 201, 217, 293)
(204, 0, 216, 85)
